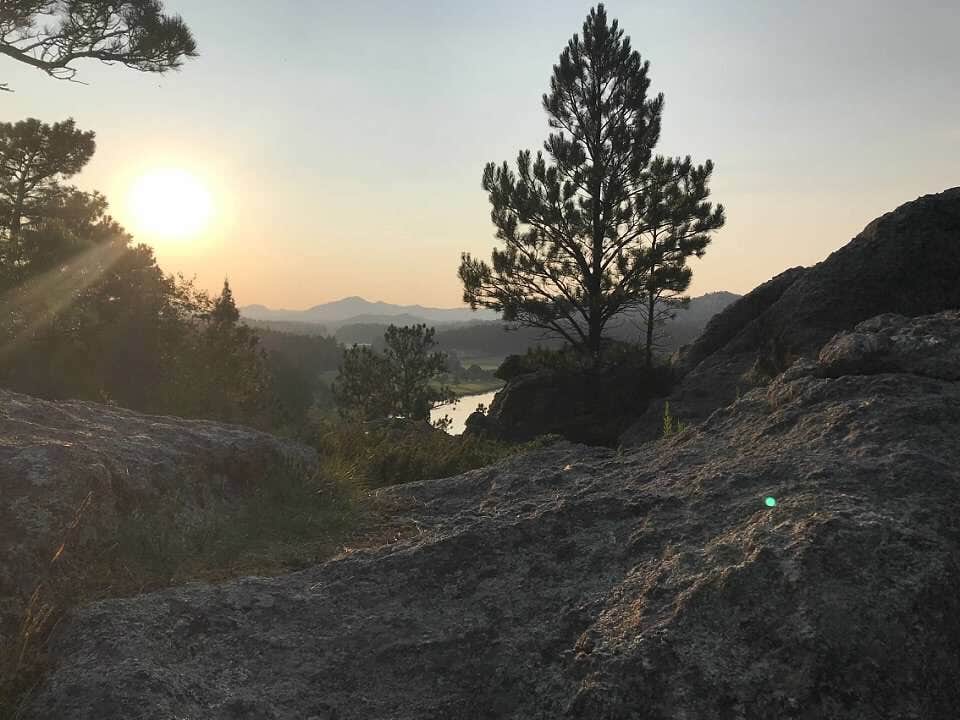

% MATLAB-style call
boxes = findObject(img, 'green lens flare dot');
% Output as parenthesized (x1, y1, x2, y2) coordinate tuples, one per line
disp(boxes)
(764, 496, 777, 508)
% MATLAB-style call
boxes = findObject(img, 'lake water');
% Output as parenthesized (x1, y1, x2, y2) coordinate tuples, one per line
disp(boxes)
(432, 390, 500, 435)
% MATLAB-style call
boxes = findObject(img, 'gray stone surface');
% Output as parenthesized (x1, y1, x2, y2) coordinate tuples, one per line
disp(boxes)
(0, 390, 316, 649)
(622, 187, 960, 445)
(25, 311, 960, 719)
(816, 311, 960, 381)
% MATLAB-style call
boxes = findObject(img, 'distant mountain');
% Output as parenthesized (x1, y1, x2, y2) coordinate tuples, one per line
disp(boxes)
(245, 292, 741, 359)
(646, 291, 742, 351)
(240, 296, 497, 329)
(330, 292, 741, 358)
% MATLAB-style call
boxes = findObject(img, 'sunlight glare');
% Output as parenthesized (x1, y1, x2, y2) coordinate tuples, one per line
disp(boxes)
(128, 168, 213, 241)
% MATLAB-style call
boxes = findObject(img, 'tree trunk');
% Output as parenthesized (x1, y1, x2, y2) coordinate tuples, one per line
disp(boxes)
(588, 313, 604, 360)
(8, 177, 26, 280)
(645, 229, 660, 369)
(645, 295, 656, 368)
(589, 60, 604, 364)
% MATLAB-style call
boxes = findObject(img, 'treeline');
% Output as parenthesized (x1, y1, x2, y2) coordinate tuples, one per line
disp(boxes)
(0, 117, 481, 433)
(332, 292, 739, 362)
(0, 118, 315, 430)
(335, 321, 562, 357)
(256, 328, 342, 427)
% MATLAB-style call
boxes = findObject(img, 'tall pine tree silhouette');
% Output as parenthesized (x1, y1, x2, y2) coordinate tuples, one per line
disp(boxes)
(194, 279, 271, 425)
(459, 4, 724, 363)
(210, 278, 240, 324)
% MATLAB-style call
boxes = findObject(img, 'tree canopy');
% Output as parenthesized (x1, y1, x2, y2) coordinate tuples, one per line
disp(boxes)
(0, 0, 196, 91)
(0, 118, 97, 285)
(459, 4, 724, 361)
(169, 279, 274, 426)
(335, 324, 454, 425)
(0, 116, 276, 427)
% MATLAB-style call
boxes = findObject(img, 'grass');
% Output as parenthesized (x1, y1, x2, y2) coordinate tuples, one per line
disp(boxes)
(661, 401, 689, 438)
(0, 464, 365, 719)
(0, 423, 529, 718)
(309, 419, 525, 490)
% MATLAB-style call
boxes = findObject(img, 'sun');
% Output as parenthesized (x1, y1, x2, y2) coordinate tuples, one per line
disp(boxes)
(127, 168, 213, 241)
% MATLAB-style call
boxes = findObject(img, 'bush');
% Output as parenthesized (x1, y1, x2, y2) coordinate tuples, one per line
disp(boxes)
(308, 417, 525, 490)
(495, 346, 586, 381)
(494, 341, 659, 382)
(661, 401, 689, 438)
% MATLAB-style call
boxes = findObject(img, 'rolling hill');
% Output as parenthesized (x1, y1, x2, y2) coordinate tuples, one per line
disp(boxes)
(241, 297, 498, 329)
(244, 292, 741, 361)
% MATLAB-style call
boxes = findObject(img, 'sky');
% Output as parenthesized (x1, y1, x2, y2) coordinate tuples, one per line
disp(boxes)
(3, 0, 958, 309)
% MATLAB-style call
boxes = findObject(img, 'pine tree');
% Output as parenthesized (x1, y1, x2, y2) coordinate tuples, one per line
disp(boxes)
(193, 279, 272, 424)
(0, 1, 196, 92)
(210, 278, 241, 324)
(0, 118, 96, 284)
(459, 4, 724, 362)
(635, 155, 724, 366)
(335, 324, 454, 424)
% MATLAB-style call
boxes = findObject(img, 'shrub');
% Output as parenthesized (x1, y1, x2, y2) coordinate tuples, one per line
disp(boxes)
(308, 417, 524, 490)
(661, 401, 689, 437)
(495, 341, 664, 383)
(495, 346, 588, 381)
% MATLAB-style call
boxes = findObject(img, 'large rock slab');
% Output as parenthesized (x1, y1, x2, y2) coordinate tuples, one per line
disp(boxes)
(815, 311, 960, 380)
(0, 390, 316, 649)
(622, 187, 960, 445)
(26, 311, 960, 719)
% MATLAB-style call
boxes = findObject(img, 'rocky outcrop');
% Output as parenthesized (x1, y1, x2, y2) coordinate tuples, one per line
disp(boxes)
(622, 187, 960, 445)
(474, 362, 672, 446)
(672, 267, 807, 375)
(26, 311, 960, 719)
(814, 312, 960, 380)
(0, 390, 316, 651)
